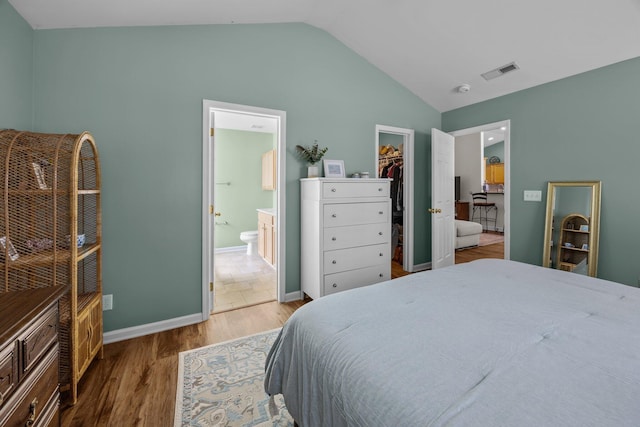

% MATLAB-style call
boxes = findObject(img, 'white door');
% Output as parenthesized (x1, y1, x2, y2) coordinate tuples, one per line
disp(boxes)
(431, 128, 455, 269)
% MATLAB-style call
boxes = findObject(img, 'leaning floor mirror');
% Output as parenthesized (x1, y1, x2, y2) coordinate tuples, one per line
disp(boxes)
(542, 181, 601, 277)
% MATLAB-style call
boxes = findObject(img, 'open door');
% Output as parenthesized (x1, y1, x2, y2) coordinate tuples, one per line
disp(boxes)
(431, 128, 455, 269)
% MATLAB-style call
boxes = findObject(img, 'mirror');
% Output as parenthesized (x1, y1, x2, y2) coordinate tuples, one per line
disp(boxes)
(542, 181, 601, 277)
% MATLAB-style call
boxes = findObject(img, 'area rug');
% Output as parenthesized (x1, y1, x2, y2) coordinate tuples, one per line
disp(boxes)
(174, 328, 294, 427)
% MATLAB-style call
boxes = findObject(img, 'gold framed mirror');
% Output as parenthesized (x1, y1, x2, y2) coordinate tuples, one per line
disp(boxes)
(542, 181, 601, 277)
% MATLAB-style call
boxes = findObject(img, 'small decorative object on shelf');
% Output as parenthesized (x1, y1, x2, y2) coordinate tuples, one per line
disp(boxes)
(295, 140, 328, 178)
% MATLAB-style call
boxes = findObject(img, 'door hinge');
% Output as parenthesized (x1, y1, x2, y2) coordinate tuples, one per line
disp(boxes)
(209, 205, 214, 214)
(210, 128, 214, 137)
(209, 282, 213, 291)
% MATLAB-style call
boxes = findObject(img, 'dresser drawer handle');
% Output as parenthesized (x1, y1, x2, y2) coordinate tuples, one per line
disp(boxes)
(332, 260, 337, 264)
(379, 253, 383, 257)
(378, 211, 383, 215)
(26, 397, 39, 426)
(331, 188, 337, 192)
(378, 188, 383, 191)
(379, 273, 384, 277)
(331, 237, 337, 241)
(332, 214, 337, 218)
(332, 283, 338, 288)
(378, 232, 383, 236)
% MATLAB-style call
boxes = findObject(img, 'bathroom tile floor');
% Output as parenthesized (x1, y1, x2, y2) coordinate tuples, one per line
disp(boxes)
(212, 249, 277, 313)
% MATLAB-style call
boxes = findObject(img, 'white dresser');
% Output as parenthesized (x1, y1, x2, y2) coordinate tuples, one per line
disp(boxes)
(300, 178, 392, 299)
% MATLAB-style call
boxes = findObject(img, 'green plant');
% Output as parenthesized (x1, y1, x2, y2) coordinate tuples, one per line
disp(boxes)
(295, 141, 328, 165)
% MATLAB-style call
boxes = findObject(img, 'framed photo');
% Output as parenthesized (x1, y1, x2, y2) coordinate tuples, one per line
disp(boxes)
(32, 162, 48, 190)
(581, 243, 589, 250)
(0, 236, 19, 261)
(323, 159, 345, 178)
(579, 224, 589, 232)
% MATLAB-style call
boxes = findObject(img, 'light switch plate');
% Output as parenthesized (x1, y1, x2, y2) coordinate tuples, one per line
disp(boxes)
(524, 190, 542, 202)
(103, 294, 113, 310)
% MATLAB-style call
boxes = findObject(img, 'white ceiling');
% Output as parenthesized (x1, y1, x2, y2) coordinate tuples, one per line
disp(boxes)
(9, 0, 640, 112)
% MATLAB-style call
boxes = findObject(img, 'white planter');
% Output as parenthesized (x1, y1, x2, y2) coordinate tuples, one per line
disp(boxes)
(307, 165, 319, 178)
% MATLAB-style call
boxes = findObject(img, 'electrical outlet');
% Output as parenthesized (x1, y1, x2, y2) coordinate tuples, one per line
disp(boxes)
(103, 294, 113, 311)
(523, 190, 542, 202)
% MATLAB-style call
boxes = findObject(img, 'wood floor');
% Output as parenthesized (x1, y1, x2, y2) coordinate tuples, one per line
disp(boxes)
(60, 300, 306, 427)
(61, 242, 503, 426)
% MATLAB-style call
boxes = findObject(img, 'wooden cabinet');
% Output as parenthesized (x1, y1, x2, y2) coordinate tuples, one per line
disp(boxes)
(261, 149, 276, 190)
(258, 211, 275, 265)
(0, 130, 102, 405)
(0, 286, 67, 427)
(300, 178, 391, 299)
(485, 162, 504, 184)
(557, 214, 590, 272)
(455, 201, 469, 220)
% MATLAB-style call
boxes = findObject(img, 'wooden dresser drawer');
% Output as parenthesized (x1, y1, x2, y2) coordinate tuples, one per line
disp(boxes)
(324, 265, 391, 295)
(0, 344, 17, 405)
(0, 345, 59, 427)
(22, 308, 58, 375)
(324, 243, 390, 274)
(322, 181, 389, 199)
(323, 202, 389, 227)
(323, 223, 390, 251)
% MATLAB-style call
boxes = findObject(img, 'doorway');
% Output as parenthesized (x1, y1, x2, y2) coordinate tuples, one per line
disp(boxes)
(375, 125, 415, 274)
(451, 120, 510, 263)
(202, 100, 286, 317)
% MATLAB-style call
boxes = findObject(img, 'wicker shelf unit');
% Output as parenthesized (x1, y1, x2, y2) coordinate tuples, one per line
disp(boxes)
(0, 129, 103, 405)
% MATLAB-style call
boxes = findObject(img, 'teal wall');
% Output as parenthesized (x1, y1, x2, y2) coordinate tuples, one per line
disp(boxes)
(443, 57, 640, 286)
(30, 23, 440, 331)
(0, 0, 33, 129)
(214, 129, 274, 248)
(484, 141, 504, 163)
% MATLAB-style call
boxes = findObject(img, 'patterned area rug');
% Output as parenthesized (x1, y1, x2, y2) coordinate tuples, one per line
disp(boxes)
(174, 328, 294, 427)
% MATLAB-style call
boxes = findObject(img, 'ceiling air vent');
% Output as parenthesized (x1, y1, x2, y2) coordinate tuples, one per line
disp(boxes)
(481, 61, 520, 81)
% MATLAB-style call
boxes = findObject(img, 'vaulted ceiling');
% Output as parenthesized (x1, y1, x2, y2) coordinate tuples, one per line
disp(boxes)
(9, 0, 640, 112)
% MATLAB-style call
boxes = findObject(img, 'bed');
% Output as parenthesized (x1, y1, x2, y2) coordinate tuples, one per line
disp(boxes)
(264, 259, 640, 426)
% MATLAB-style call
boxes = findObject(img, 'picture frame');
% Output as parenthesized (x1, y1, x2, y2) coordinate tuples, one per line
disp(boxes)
(579, 224, 589, 232)
(32, 162, 48, 190)
(323, 159, 345, 178)
(0, 236, 19, 261)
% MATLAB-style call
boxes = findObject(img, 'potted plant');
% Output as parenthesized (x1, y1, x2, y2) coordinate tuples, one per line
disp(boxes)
(295, 141, 328, 178)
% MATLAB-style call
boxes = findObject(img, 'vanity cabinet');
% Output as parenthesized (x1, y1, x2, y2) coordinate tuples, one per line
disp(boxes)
(258, 211, 275, 265)
(485, 162, 504, 184)
(300, 178, 391, 299)
(261, 149, 276, 190)
(0, 286, 67, 427)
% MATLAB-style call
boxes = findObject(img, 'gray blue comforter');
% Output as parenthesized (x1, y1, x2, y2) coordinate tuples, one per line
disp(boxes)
(265, 259, 640, 426)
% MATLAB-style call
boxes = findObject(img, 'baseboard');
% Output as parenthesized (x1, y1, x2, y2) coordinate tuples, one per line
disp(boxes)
(103, 313, 203, 344)
(215, 246, 245, 253)
(284, 291, 302, 302)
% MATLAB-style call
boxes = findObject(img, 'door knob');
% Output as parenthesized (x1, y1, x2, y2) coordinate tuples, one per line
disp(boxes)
(214, 212, 222, 217)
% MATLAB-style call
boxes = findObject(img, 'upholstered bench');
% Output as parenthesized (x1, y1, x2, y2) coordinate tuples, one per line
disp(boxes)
(455, 220, 482, 249)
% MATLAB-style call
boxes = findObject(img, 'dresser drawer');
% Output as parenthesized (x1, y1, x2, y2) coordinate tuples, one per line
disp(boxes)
(22, 308, 58, 375)
(323, 223, 390, 251)
(0, 344, 17, 405)
(324, 243, 390, 274)
(322, 181, 389, 199)
(0, 345, 59, 427)
(324, 202, 389, 227)
(324, 265, 391, 295)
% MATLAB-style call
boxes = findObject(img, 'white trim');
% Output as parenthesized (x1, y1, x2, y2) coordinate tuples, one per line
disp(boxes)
(375, 125, 415, 272)
(284, 291, 303, 302)
(202, 100, 287, 319)
(413, 262, 432, 272)
(103, 313, 202, 344)
(214, 246, 246, 253)
(450, 119, 511, 260)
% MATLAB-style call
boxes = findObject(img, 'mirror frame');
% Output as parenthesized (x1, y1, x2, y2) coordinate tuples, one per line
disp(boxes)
(542, 181, 601, 277)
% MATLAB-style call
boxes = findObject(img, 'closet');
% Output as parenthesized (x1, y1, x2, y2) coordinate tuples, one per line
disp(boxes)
(0, 129, 102, 405)
(378, 149, 403, 262)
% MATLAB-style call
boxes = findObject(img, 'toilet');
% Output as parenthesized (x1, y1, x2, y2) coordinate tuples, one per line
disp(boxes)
(239, 230, 259, 255)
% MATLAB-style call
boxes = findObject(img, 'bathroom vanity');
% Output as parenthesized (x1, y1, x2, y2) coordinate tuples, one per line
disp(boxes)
(257, 208, 276, 265)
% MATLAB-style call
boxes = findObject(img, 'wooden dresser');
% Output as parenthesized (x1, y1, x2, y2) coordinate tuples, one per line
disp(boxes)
(300, 178, 391, 299)
(0, 286, 67, 427)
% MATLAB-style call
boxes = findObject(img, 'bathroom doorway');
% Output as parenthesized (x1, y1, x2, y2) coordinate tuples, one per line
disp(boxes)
(202, 100, 286, 315)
